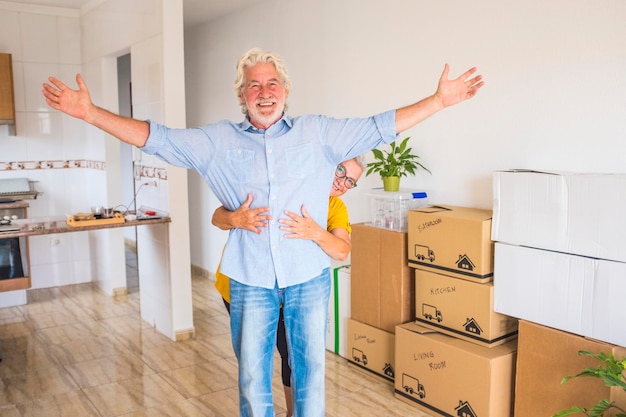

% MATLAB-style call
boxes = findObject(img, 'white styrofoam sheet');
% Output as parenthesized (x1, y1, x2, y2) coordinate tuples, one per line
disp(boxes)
(494, 242, 626, 348)
(492, 170, 626, 263)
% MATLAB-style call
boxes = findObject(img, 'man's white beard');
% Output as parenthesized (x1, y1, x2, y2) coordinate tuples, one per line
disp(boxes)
(248, 102, 285, 128)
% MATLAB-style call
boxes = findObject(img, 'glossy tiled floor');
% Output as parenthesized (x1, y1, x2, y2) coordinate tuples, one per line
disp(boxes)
(0, 250, 431, 416)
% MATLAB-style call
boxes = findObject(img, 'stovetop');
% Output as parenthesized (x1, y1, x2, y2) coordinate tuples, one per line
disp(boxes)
(0, 223, 20, 232)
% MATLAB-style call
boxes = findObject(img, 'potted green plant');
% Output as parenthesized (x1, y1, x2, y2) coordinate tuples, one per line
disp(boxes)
(365, 136, 430, 191)
(552, 350, 626, 417)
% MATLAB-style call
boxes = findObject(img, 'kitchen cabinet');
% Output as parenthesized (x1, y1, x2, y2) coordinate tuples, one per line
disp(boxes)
(0, 53, 16, 135)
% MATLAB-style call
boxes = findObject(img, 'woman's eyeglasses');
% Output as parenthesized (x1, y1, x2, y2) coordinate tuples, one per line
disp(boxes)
(335, 164, 357, 189)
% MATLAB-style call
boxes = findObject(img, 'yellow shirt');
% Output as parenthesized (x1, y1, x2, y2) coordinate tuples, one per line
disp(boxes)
(215, 196, 350, 302)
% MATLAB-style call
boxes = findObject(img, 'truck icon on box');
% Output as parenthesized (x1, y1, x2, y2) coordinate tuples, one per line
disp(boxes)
(352, 348, 368, 366)
(422, 303, 443, 322)
(414, 244, 435, 262)
(402, 373, 426, 399)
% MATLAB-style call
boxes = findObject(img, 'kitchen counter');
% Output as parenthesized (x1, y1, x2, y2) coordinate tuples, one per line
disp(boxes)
(0, 215, 171, 238)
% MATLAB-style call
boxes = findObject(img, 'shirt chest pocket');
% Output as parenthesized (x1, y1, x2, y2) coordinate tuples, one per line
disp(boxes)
(285, 143, 314, 179)
(227, 147, 255, 184)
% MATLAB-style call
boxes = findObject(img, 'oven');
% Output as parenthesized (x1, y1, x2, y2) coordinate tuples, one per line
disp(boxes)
(0, 205, 28, 280)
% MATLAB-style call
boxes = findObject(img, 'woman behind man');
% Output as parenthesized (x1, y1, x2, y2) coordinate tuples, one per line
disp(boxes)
(212, 157, 364, 417)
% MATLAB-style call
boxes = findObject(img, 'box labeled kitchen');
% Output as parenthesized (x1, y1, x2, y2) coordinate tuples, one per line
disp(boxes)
(494, 242, 626, 347)
(367, 189, 428, 232)
(407, 205, 494, 283)
(394, 322, 517, 417)
(415, 269, 518, 347)
(514, 320, 626, 417)
(492, 169, 626, 262)
(347, 318, 395, 382)
(351, 223, 414, 333)
(326, 264, 350, 358)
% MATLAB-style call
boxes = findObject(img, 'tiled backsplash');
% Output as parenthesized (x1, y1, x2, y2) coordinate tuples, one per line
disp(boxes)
(134, 164, 168, 181)
(0, 159, 168, 181)
(0, 159, 105, 171)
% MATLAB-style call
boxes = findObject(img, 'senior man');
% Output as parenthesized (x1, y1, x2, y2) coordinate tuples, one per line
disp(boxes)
(42, 47, 483, 417)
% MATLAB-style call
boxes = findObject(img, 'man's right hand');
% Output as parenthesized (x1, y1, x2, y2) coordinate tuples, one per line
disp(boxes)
(212, 193, 271, 234)
(42, 73, 150, 147)
(43, 74, 93, 121)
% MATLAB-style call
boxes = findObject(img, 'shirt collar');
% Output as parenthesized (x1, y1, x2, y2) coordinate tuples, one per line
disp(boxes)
(240, 114, 294, 134)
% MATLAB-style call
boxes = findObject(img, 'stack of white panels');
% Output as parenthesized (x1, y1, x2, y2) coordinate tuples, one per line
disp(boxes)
(492, 170, 626, 347)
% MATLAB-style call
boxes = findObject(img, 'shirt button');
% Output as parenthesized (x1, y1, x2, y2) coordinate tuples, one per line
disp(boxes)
(267, 149, 273, 154)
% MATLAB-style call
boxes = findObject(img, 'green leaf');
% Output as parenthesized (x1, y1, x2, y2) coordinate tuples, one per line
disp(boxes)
(551, 406, 588, 417)
(589, 399, 613, 416)
(364, 136, 430, 179)
(556, 350, 626, 417)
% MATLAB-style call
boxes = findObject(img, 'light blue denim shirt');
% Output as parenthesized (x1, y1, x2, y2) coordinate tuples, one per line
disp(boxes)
(142, 110, 397, 289)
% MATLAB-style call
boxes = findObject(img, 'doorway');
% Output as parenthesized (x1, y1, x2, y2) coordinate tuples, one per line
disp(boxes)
(117, 53, 139, 293)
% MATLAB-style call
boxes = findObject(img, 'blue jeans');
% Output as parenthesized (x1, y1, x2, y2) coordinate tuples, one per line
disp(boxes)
(230, 269, 330, 417)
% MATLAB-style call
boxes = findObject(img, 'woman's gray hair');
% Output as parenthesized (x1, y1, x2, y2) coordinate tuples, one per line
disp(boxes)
(233, 48, 292, 116)
(353, 155, 366, 171)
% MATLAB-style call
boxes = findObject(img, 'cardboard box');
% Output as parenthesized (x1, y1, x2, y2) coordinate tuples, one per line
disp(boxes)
(492, 170, 626, 262)
(407, 205, 494, 283)
(515, 320, 626, 417)
(414, 269, 518, 347)
(346, 318, 395, 382)
(494, 242, 626, 347)
(350, 223, 414, 333)
(326, 264, 351, 358)
(367, 189, 429, 232)
(394, 323, 517, 417)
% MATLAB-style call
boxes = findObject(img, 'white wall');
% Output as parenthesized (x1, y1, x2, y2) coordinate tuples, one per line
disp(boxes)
(184, 0, 626, 274)
(79, 0, 192, 338)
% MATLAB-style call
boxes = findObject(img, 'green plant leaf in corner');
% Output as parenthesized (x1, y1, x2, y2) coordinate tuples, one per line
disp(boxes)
(552, 406, 589, 417)
(553, 349, 626, 417)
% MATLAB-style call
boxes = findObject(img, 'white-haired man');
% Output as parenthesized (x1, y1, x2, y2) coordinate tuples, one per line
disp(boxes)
(42, 48, 483, 417)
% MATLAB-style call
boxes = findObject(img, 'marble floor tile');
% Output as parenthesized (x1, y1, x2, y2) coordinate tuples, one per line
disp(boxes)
(0, 365, 79, 406)
(82, 373, 187, 416)
(13, 389, 101, 417)
(64, 351, 156, 388)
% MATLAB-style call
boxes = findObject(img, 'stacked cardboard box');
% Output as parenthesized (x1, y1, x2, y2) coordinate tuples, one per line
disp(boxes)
(346, 317, 395, 383)
(346, 222, 415, 381)
(395, 323, 517, 417)
(406, 205, 518, 347)
(514, 320, 626, 417)
(395, 205, 518, 416)
(350, 223, 414, 333)
(413, 268, 518, 347)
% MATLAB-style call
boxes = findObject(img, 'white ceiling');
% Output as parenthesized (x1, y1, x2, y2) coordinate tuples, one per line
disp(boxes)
(8, 0, 264, 28)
